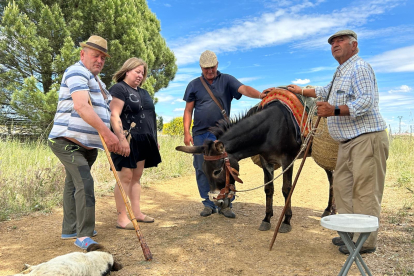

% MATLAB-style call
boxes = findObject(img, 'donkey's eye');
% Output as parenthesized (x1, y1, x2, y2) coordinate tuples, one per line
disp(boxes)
(213, 169, 223, 176)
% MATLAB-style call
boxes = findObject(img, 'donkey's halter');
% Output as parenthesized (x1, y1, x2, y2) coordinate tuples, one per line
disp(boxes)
(204, 151, 243, 201)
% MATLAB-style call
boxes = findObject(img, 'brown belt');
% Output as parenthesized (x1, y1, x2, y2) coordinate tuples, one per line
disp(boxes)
(341, 133, 363, 144)
(341, 131, 382, 144)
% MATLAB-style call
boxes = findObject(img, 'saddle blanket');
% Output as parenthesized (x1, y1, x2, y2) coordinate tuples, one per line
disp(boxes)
(259, 88, 315, 137)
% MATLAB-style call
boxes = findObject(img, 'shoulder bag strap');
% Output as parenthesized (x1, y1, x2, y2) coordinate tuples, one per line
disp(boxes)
(94, 76, 108, 100)
(199, 76, 230, 122)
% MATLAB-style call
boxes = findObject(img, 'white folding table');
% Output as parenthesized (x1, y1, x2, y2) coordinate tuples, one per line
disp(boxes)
(320, 214, 378, 276)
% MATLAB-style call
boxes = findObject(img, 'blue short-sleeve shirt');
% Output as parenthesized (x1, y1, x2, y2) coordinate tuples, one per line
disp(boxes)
(183, 71, 243, 136)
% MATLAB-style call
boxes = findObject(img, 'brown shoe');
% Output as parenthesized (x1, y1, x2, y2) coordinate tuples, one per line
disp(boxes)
(116, 222, 135, 230)
(137, 216, 154, 223)
(339, 245, 376, 255)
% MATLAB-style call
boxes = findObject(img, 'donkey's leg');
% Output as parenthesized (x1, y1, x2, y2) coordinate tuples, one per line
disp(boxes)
(322, 169, 336, 217)
(279, 165, 293, 233)
(259, 156, 274, 231)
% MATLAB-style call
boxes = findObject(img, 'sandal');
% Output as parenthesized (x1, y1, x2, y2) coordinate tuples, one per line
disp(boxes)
(137, 216, 154, 223)
(74, 237, 97, 250)
(61, 230, 97, 240)
(116, 222, 135, 230)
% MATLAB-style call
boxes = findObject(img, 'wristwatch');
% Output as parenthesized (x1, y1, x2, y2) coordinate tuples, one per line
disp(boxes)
(334, 105, 340, 116)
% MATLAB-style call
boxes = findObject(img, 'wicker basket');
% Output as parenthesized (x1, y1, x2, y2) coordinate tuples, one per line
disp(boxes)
(311, 115, 339, 171)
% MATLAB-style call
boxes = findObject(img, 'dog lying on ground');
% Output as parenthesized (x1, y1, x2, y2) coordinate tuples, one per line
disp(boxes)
(12, 244, 122, 276)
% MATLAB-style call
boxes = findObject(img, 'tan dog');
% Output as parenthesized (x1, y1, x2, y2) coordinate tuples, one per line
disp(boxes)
(12, 244, 122, 276)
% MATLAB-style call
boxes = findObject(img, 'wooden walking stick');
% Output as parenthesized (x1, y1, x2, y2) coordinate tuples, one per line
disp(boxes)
(269, 75, 337, 250)
(88, 94, 152, 261)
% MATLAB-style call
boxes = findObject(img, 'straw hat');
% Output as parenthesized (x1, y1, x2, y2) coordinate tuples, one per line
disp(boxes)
(199, 50, 218, 68)
(80, 35, 110, 57)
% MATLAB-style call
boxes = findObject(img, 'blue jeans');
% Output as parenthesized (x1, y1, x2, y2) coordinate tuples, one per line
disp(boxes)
(193, 132, 217, 209)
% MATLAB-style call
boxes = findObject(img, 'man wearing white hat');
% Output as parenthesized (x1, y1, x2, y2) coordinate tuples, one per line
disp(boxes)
(287, 30, 389, 254)
(182, 50, 266, 218)
(48, 35, 120, 249)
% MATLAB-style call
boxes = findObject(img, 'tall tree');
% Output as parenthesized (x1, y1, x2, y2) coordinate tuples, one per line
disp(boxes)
(0, 0, 177, 127)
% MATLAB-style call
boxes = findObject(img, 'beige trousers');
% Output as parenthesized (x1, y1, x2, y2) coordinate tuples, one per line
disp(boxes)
(333, 130, 389, 248)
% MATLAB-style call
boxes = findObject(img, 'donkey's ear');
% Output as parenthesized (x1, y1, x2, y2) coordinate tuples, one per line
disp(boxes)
(175, 145, 205, 154)
(214, 141, 224, 153)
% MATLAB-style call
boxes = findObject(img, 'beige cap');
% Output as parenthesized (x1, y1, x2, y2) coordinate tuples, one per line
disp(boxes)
(199, 50, 218, 68)
(80, 35, 110, 57)
(328, 30, 357, 44)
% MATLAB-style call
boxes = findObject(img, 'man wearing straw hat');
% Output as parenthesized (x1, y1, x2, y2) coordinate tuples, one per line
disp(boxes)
(287, 30, 389, 255)
(48, 35, 120, 249)
(182, 50, 266, 218)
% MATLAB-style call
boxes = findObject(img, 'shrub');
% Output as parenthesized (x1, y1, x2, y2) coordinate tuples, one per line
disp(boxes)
(163, 117, 192, 136)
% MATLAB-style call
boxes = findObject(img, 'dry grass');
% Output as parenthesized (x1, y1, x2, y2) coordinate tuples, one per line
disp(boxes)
(375, 135, 414, 275)
(0, 135, 193, 221)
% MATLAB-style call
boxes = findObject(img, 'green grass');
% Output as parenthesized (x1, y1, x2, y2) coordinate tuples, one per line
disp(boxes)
(384, 136, 414, 269)
(0, 135, 193, 221)
(0, 138, 65, 221)
(1, 134, 413, 223)
(387, 136, 414, 192)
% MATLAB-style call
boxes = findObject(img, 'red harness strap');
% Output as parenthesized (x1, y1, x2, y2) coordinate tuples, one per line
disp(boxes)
(203, 150, 243, 201)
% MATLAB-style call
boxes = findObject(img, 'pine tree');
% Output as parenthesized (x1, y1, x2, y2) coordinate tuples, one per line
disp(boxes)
(156, 115, 163, 132)
(0, 0, 177, 129)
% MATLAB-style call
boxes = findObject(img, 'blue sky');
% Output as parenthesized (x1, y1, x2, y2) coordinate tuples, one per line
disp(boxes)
(148, 0, 414, 134)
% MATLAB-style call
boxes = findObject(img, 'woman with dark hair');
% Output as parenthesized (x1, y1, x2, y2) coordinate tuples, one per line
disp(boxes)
(109, 57, 161, 229)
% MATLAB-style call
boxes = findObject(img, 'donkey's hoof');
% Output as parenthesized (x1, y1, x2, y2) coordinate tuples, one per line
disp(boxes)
(321, 210, 330, 217)
(279, 223, 292, 233)
(258, 221, 271, 231)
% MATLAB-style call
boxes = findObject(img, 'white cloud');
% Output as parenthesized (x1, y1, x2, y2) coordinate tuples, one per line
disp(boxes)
(238, 77, 261, 83)
(292, 78, 310, 85)
(293, 25, 414, 52)
(357, 26, 414, 43)
(173, 73, 197, 82)
(164, 3, 171, 7)
(177, 67, 201, 74)
(156, 94, 175, 102)
(388, 85, 413, 94)
(306, 66, 336, 73)
(369, 45, 414, 73)
(379, 93, 414, 109)
(172, 99, 185, 104)
(165, 82, 186, 89)
(170, 0, 401, 66)
(173, 108, 185, 112)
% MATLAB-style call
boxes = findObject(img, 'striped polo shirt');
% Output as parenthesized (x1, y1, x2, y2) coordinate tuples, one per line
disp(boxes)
(48, 61, 112, 149)
(315, 54, 386, 142)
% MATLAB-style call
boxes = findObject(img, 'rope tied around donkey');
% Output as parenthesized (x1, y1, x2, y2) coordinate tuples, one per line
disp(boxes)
(236, 102, 325, 194)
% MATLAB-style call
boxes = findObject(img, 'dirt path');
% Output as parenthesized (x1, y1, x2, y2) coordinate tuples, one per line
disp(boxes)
(0, 158, 412, 276)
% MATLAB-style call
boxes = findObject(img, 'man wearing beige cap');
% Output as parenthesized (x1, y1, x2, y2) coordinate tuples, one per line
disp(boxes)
(182, 50, 266, 218)
(287, 30, 389, 254)
(48, 35, 120, 249)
